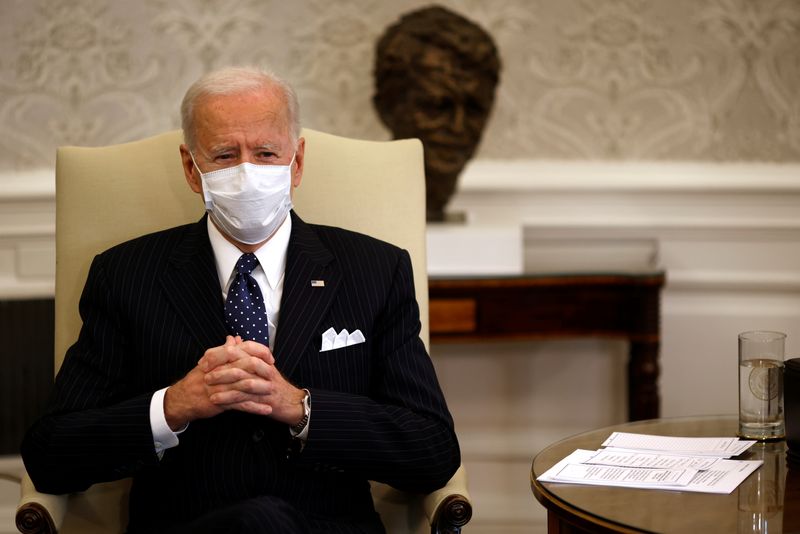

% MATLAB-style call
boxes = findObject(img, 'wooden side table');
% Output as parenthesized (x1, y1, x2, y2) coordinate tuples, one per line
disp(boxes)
(531, 416, 797, 533)
(428, 272, 665, 421)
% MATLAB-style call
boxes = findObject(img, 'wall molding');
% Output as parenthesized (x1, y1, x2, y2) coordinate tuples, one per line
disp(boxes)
(6, 161, 800, 199)
(459, 160, 800, 193)
(4, 162, 800, 298)
(0, 170, 54, 201)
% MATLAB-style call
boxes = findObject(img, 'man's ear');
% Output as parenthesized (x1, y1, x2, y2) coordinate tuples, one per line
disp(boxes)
(180, 144, 203, 194)
(292, 137, 305, 189)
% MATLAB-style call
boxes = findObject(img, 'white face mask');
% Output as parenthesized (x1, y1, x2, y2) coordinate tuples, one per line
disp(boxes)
(192, 153, 295, 245)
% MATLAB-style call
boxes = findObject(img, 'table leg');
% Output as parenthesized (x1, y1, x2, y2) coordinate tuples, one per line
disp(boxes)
(547, 510, 599, 534)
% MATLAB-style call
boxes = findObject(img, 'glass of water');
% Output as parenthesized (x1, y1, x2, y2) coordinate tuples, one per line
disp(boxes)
(739, 331, 786, 440)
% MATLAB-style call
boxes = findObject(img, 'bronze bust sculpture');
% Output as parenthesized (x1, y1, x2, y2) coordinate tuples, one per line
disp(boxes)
(374, 5, 501, 222)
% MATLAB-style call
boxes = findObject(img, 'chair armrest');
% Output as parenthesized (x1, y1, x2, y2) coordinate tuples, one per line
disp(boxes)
(370, 463, 472, 534)
(422, 464, 472, 534)
(16, 474, 67, 534)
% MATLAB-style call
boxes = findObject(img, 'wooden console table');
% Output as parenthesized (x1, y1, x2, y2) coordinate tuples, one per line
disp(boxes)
(428, 272, 665, 421)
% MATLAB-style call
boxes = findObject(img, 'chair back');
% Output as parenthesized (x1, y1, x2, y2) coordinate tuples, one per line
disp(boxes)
(50, 128, 435, 533)
(54, 129, 428, 372)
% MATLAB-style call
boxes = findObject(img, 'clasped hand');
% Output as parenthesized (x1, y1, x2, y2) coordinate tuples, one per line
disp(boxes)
(164, 335, 304, 431)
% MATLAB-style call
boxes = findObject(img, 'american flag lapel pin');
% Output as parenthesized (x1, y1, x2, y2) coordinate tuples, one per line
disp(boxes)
(311, 280, 325, 287)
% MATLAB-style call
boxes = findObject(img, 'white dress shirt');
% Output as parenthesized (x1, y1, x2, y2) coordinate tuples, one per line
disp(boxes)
(150, 215, 292, 455)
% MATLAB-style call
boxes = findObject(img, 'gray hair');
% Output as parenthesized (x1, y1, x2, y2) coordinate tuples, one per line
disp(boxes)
(181, 66, 301, 151)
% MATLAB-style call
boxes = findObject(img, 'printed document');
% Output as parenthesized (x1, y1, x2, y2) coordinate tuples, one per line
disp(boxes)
(537, 432, 761, 494)
(601, 432, 756, 457)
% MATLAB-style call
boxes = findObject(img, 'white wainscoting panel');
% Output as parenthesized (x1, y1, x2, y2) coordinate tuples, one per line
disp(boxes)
(0, 170, 55, 299)
(0, 456, 23, 534)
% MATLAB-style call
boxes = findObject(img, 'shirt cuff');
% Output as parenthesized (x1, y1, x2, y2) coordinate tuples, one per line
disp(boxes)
(150, 387, 186, 456)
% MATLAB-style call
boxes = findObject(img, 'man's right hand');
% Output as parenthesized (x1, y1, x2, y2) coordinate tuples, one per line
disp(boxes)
(163, 336, 275, 431)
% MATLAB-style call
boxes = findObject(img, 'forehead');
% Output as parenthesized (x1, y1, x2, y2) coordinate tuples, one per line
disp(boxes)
(411, 48, 492, 99)
(193, 88, 291, 149)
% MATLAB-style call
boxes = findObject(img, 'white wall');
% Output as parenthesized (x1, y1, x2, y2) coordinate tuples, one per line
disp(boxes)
(2, 1, 798, 171)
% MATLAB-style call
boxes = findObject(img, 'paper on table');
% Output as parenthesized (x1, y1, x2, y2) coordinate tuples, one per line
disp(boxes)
(601, 432, 756, 457)
(538, 449, 762, 494)
(584, 450, 722, 470)
(553, 457, 698, 486)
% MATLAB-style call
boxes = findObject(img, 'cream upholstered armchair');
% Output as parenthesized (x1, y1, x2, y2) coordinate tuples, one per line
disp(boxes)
(15, 129, 472, 533)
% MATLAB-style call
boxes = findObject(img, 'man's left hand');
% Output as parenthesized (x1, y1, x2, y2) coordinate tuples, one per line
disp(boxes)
(198, 338, 306, 426)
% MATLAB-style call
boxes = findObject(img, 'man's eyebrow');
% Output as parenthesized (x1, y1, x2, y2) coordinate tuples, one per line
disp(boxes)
(202, 142, 283, 157)
(205, 144, 238, 156)
(253, 143, 281, 152)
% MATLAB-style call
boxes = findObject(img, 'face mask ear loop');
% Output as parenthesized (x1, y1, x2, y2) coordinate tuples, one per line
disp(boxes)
(189, 151, 203, 175)
(189, 151, 214, 210)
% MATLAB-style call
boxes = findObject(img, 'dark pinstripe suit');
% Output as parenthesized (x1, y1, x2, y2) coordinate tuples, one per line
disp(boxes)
(21, 211, 460, 533)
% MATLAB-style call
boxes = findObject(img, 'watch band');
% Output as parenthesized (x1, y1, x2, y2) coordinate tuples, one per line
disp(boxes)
(291, 388, 311, 434)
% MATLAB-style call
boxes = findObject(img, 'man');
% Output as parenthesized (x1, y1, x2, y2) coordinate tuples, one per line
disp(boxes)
(373, 5, 501, 222)
(22, 66, 460, 533)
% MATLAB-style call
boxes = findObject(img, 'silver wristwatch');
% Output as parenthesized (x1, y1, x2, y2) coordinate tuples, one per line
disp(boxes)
(291, 388, 311, 434)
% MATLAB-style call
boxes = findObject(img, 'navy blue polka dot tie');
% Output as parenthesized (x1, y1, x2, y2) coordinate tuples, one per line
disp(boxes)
(224, 253, 269, 346)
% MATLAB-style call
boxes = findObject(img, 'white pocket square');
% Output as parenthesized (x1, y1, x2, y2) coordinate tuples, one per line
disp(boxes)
(320, 327, 365, 352)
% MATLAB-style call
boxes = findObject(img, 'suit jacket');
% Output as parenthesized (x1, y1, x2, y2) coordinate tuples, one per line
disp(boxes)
(21, 211, 460, 532)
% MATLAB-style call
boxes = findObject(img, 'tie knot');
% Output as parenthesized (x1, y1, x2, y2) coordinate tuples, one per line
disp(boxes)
(235, 253, 259, 276)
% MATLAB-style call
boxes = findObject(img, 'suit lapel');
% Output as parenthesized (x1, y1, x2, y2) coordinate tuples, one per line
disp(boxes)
(274, 211, 340, 377)
(160, 217, 228, 351)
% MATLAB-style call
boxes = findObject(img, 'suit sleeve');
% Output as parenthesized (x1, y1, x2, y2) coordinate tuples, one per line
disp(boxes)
(21, 254, 159, 495)
(296, 250, 460, 493)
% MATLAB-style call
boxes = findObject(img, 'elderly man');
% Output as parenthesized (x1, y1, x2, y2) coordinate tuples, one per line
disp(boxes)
(21, 66, 460, 533)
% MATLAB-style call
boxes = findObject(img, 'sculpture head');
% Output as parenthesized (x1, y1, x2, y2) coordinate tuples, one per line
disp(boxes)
(374, 5, 500, 221)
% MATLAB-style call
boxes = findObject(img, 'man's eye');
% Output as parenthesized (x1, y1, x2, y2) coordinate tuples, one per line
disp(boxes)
(466, 97, 487, 115)
(415, 95, 446, 111)
(216, 154, 234, 161)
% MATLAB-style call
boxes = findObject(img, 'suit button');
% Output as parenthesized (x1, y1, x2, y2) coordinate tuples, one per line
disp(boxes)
(252, 429, 265, 442)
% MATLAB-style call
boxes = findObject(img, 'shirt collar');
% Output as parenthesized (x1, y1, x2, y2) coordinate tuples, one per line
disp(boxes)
(207, 213, 292, 292)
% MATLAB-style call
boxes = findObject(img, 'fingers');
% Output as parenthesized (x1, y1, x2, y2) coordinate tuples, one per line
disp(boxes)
(231, 400, 273, 416)
(206, 366, 277, 405)
(207, 381, 279, 419)
(209, 383, 273, 404)
(193, 337, 284, 419)
(237, 340, 275, 365)
(198, 337, 275, 371)
(215, 399, 273, 417)
(208, 375, 273, 398)
(197, 336, 236, 372)
(204, 356, 274, 385)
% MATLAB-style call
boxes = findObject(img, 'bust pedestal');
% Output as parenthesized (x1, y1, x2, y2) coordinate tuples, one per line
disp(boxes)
(426, 221, 522, 276)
